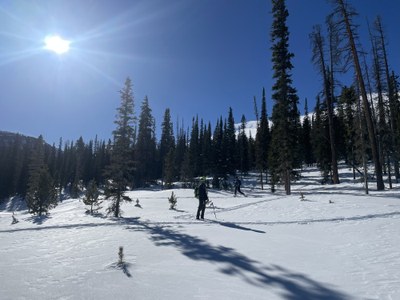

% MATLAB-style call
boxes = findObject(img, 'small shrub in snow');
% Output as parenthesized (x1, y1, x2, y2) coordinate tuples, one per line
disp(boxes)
(11, 212, 19, 225)
(300, 192, 306, 201)
(135, 198, 142, 208)
(168, 191, 177, 210)
(83, 180, 102, 214)
(118, 246, 124, 266)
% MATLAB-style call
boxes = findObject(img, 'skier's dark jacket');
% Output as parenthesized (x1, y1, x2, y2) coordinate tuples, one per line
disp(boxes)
(198, 182, 208, 202)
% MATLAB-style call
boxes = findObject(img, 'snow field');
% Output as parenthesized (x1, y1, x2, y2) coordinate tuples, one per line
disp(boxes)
(1, 168, 400, 299)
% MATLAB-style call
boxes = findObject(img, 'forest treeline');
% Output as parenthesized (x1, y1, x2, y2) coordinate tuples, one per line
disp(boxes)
(0, 0, 399, 216)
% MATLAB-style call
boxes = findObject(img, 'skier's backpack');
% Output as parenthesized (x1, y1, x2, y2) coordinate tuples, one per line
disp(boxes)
(194, 186, 199, 199)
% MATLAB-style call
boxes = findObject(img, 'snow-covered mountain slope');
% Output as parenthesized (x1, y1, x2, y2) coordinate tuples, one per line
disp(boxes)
(1, 167, 400, 300)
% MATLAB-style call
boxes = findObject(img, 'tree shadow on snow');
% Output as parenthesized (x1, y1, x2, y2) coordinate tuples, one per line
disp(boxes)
(108, 262, 133, 278)
(27, 214, 52, 225)
(126, 219, 351, 300)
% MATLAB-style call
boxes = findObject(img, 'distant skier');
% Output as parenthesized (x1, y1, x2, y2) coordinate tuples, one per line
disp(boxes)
(234, 176, 246, 197)
(196, 177, 208, 220)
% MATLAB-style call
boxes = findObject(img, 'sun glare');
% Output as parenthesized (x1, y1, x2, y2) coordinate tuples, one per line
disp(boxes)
(44, 35, 70, 54)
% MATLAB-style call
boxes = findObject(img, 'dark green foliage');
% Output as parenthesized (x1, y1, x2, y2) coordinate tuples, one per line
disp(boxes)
(135, 96, 157, 187)
(302, 99, 314, 166)
(255, 88, 270, 187)
(312, 97, 332, 182)
(269, 0, 300, 194)
(104, 77, 135, 217)
(168, 191, 177, 210)
(26, 136, 57, 216)
(237, 115, 250, 174)
(160, 108, 175, 185)
(225, 108, 237, 175)
(188, 116, 200, 177)
(83, 179, 101, 214)
(337, 86, 359, 166)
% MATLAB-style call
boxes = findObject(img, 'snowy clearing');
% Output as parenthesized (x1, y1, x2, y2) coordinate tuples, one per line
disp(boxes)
(1, 167, 400, 300)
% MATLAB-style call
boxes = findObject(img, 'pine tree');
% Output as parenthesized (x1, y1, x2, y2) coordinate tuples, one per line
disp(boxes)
(225, 108, 236, 175)
(237, 115, 250, 174)
(104, 77, 135, 217)
(26, 135, 57, 216)
(175, 124, 187, 181)
(302, 99, 314, 166)
(188, 116, 200, 177)
(255, 88, 270, 189)
(312, 97, 332, 182)
(268, 0, 300, 194)
(135, 96, 157, 187)
(160, 108, 175, 185)
(83, 179, 101, 214)
(212, 117, 225, 180)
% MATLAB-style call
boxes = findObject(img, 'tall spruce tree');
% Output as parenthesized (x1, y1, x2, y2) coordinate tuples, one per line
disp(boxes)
(238, 114, 250, 175)
(104, 77, 135, 217)
(302, 99, 314, 166)
(225, 108, 237, 175)
(189, 116, 200, 177)
(159, 108, 175, 185)
(268, 0, 300, 195)
(26, 135, 57, 216)
(135, 96, 157, 187)
(255, 88, 270, 189)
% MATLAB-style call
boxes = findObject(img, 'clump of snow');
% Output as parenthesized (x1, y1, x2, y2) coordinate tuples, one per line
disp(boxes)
(1, 166, 400, 299)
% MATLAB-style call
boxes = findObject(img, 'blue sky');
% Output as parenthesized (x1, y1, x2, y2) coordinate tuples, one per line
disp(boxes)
(0, 0, 399, 145)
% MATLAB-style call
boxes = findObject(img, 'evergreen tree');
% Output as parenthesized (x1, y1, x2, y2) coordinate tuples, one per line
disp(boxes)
(175, 125, 187, 181)
(212, 117, 225, 180)
(268, 0, 300, 194)
(163, 148, 176, 188)
(188, 116, 200, 177)
(225, 107, 237, 175)
(302, 99, 314, 166)
(201, 122, 213, 176)
(104, 77, 135, 217)
(135, 96, 157, 187)
(255, 88, 270, 189)
(160, 108, 175, 184)
(83, 179, 101, 214)
(237, 115, 250, 174)
(26, 135, 57, 216)
(337, 86, 363, 176)
(311, 97, 332, 182)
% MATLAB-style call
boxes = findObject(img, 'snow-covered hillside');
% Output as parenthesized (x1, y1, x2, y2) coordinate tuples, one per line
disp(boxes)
(1, 166, 400, 300)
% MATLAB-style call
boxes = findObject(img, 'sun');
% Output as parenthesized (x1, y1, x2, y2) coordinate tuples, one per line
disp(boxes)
(44, 35, 70, 54)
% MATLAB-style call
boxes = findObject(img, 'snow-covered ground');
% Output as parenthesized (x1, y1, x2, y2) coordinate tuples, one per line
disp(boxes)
(1, 166, 400, 300)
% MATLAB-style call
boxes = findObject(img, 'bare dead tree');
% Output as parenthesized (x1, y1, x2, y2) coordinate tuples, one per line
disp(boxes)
(329, 0, 384, 190)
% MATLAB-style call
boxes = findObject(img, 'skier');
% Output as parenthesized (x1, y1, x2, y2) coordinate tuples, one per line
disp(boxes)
(234, 176, 246, 197)
(196, 177, 208, 220)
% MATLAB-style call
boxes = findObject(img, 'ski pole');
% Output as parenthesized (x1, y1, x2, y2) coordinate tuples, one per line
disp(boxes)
(210, 200, 217, 219)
